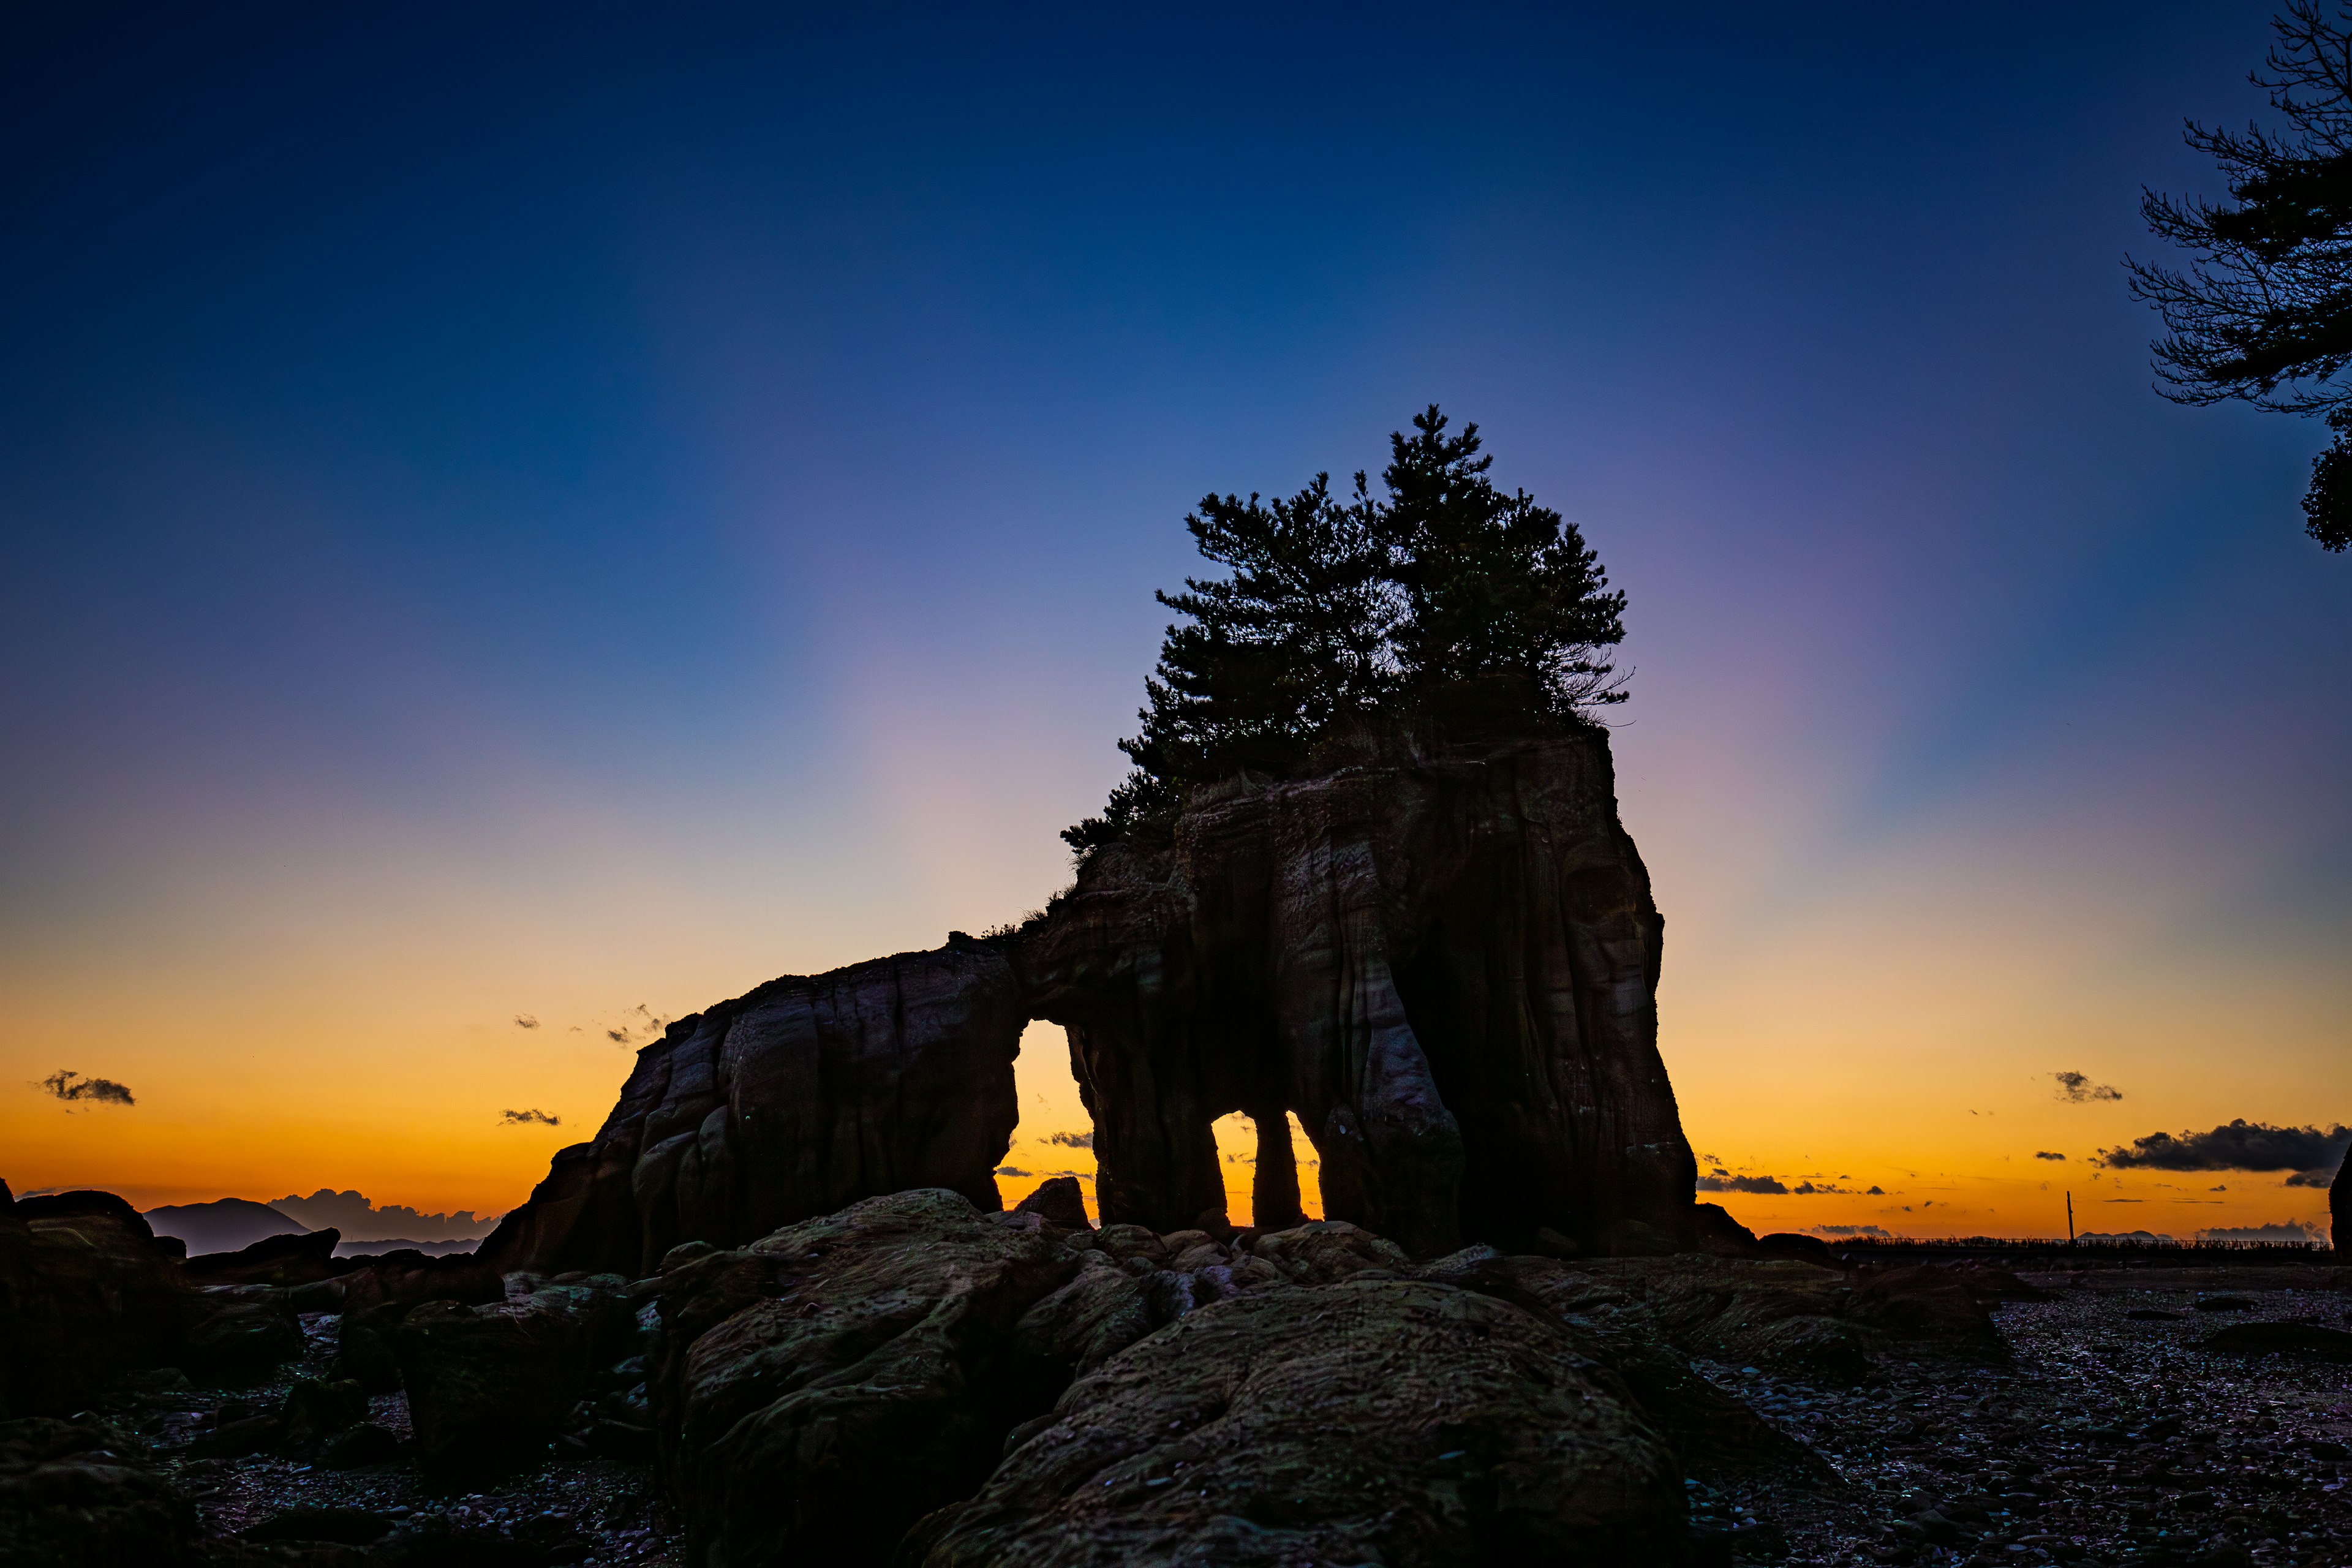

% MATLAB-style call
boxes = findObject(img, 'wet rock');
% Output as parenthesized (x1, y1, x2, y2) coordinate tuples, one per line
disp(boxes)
(1012, 1177, 1091, 1230)
(0, 1414, 198, 1568)
(908, 1277, 1686, 1567)
(650, 1188, 1080, 1566)
(178, 1285, 303, 1374)
(393, 1275, 635, 1475)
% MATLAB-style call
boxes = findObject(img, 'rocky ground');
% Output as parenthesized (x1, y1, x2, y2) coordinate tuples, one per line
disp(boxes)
(10, 1182, 2350, 1568)
(82, 1312, 684, 1566)
(1679, 1265, 2352, 1567)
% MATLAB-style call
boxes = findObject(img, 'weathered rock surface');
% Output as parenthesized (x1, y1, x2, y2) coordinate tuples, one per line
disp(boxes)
(0, 1188, 189, 1417)
(908, 1277, 1686, 1568)
(391, 1272, 635, 1475)
(480, 943, 1028, 1278)
(649, 1189, 1080, 1567)
(1017, 729, 1692, 1256)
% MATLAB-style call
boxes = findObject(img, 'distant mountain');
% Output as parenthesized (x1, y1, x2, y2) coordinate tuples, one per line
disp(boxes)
(331, 1237, 480, 1257)
(143, 1197, 308, 1254)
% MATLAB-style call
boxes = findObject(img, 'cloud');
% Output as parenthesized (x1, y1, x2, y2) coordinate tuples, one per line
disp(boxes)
(2052, 1071, 2122, 1103)
(271, 1189, 498, 1242)
(38, 1069, 134, 1106)
(1048, 1131, 1093, 1148)
(995, 1166, 1030, 1178)
(1791, 1181, 1861, 1194)
(514, 1014, 540, 1029)
(1810, 1224, 1891, 1237)
(1695, 1174, 1789, 1194)
(2284, 1167, 2341, 1188)
(2098, 1120, 2351, 1175)
(2195, 1220, 2325, 1245)
(2078, 1230, 2178, 1244)
(1866, 1185, 1884, 1194)
(603, 1003, 674, 1048)
(500, 1108, 560, 1126)
(2034, 1150, 2065, 1161)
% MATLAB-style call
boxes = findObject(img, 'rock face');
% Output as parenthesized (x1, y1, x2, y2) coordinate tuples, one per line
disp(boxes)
(1020, 729, 1691, 1258)
(486, 730, 1700, 1274)
(0, 1189, 189, 1417)
(648, 1189, 1079, 1567)
(391, 1273, 636, 1475)
(2334, 1140, 2347, 1252)
(909, 1276, 1686, 1567)
(480, 944, 1028, 1278)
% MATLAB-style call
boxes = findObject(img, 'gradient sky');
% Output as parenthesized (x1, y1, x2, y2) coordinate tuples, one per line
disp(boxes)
(3, 4, 2344, 1242)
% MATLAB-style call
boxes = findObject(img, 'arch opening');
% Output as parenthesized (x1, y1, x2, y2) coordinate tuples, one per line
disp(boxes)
(1210, 1109, 1324, 1229)
(997, 1020, 1099, 1224)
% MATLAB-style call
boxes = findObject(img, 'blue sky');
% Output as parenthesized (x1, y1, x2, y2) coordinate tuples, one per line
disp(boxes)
(2, 4, 2343, 1228)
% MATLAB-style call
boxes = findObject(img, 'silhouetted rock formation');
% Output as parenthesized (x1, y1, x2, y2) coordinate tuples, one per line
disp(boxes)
(1018, 728, 1691, 1256)
(480, 944, 1027, 1277)
(486, 729, 1702, 1273)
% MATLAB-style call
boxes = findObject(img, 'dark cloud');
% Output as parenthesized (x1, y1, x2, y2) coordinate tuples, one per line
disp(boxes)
(500, 1108, 560, 1126)
(1813, 1224, 1890, 1237)
(272, 1189, 497, 1241)
(1048, 1131, 1093, 1149)
(995, 1166, 1030, 1178)
(2052, 1071, 2123, 1103)
(514, 1014, 540, 1030)
(1695, 1174, 1789, 1194)
(1866, 1185, 1885, 1194)
(39, 1069, 134, 1106)
(2098, 1120, 2350, 1175)
(1791, 1181, 1860, 1194)
(2034, 1150, 2066, 1161)
(606, 1029, 630, 1044)
(2196, 1220, 2323, 1244)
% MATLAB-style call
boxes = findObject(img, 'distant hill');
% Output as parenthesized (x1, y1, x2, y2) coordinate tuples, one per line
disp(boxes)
(331, 1237, 480, 1257)
(143, 1197, 308, 1254)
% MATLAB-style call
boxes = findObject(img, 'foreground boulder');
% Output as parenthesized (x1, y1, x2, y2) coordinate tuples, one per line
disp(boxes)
(0, 1414, 197, 1568)
(392, 1273, 635, 1474)
(910, 1277, 1686, 1567)
(178, 1286, 303, 1375)
(0, 1189, 189, 1417)
(651, 1189, 1081, 1566)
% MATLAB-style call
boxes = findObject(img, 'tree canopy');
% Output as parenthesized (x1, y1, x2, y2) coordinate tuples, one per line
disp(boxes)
(2128, 1, 2352, 550)
(1065, 407, 1625, 854)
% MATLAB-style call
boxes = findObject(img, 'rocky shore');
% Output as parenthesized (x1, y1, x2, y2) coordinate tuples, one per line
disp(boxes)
(7, 1174, 2348, 1567)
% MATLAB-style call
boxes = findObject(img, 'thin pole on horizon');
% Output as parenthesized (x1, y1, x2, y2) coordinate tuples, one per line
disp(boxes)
(2067, 1192, 2075, 1246)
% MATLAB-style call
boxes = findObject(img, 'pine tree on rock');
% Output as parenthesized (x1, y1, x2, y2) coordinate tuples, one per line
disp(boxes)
(1065, 407, 1626, 856)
